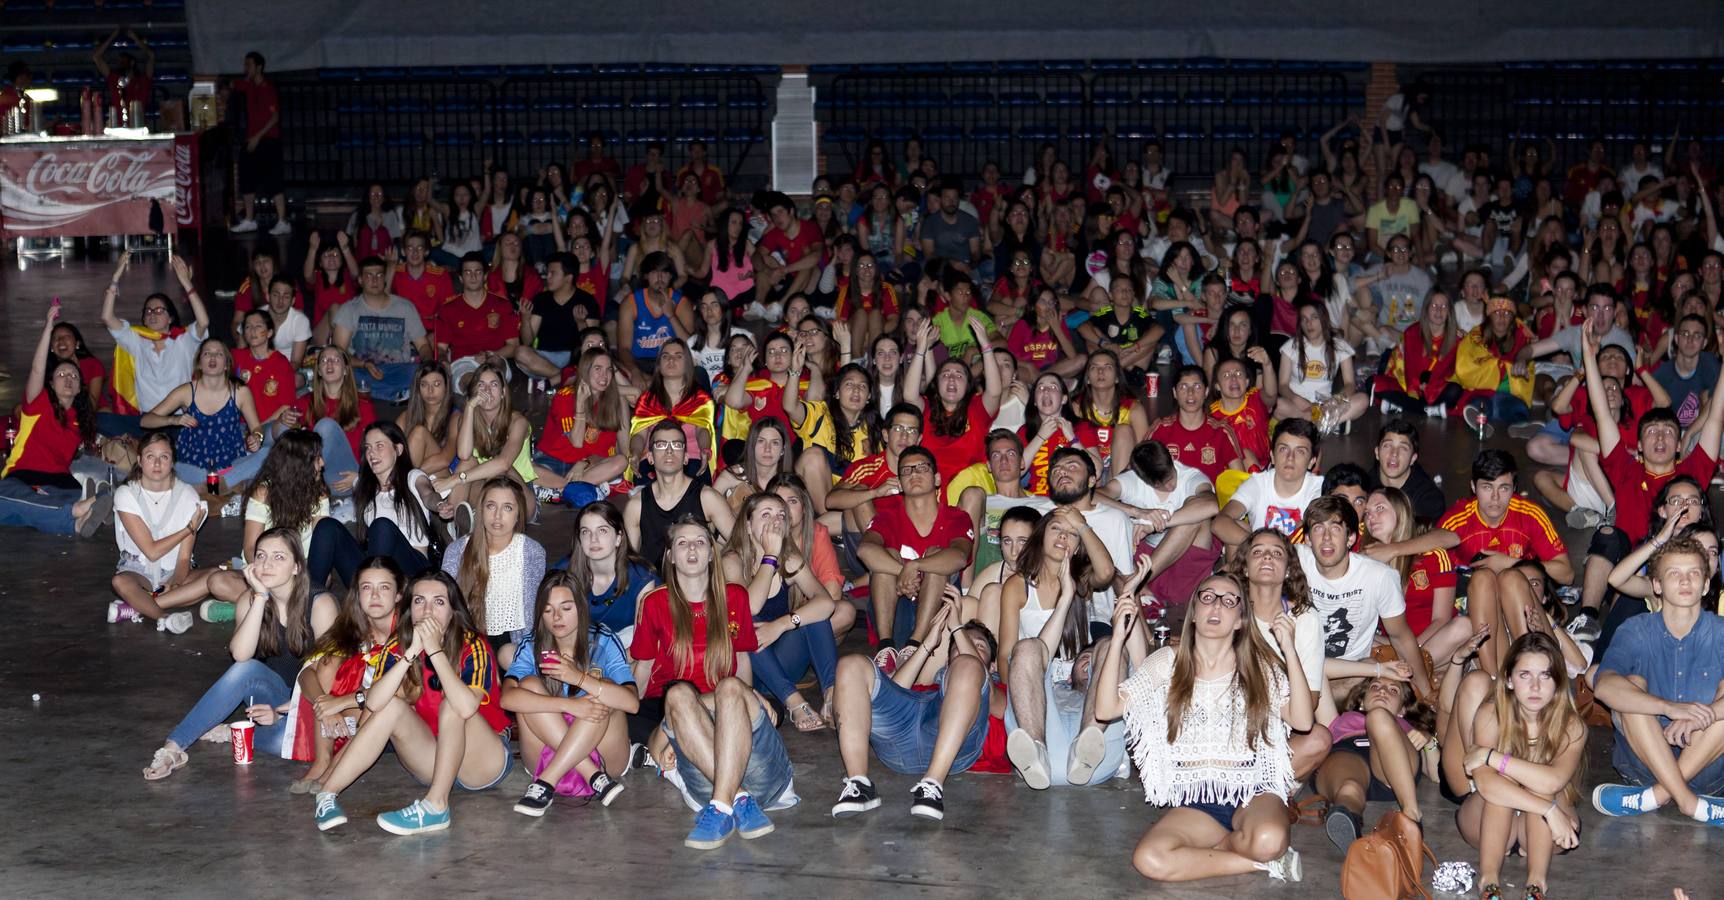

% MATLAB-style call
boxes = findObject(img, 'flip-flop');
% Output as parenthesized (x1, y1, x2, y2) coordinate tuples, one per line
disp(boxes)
(790, 702, 826, 732)
(79, 492, 114, 538)
(289, 777, 324, 795)
(143, 746, 188, 781)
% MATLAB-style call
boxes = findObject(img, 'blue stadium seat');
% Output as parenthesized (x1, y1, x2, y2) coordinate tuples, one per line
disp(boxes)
(1164, 122, 1207, 140)
(494, 96, 528, 111)
(875, 126, 914, 142)
(336, 131, 376, 149)
(1016, 123, 1061, 141)
(454, 65, 502, 77)
(1067, 124, 1101, 141)
(626, 129, 669, 144)
(1184, 89, 1226, 105)
(722, 127, 762, 144)
(156, 69, 188, 84)
(971, 123, 1012, 141)
(901, 63, 948, 74)
(949, 62, 991, 74)
(1115, 124, 1158, 141)
(644, 63, 687, 75)
(728, 95, 768, 110)
(391, 98, 427, 113)
(630, 93, 673, 110)
(1092, 89, 1133, 106)
(922, 125, 965, 143)
(1230, 90, 1271, 105)
(434, 131, 476, 146)
(441, 98, 478, 113)
(860, 92, 906, 109)
(1041, 60, 1085, 72)
(336, 98, 380, 115)
(596, 63, 641, 74)
(1045, 90, 1084, 107)
(384, 131, 425, 147)
(906, 91, 949, 109)
(1139, 60, 1181, 71)
(1091, 59, 1136, 73)
(1139, 90, 1179, 106)
(1276, 89, 1320, 106)
(823, 126, 866, 143)
(501, 65, 547, 76)
(997, 61, 1039, 74)
(1213, 124, 1256, 141)
(951, 91, 994, 108)
(675, 127, 719, 144)
(482, 130, 526, 146)
(530, 129, 571, 146)
(582, 94, 624, 111)
(679, 94, 720, 110)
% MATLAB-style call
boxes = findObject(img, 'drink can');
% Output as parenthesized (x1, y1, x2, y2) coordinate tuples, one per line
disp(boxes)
(207, 471, 220, 494)
(230, 720, 255, 765)
(1146, 372, 1160, 399)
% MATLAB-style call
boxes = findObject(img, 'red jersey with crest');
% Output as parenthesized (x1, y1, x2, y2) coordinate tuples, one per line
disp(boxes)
(393, 263, 455, 336)
(232, 348, 296, 424)
(1438, 497, 1567, 565)
(435, 292, 520, 360)
(1209, 389, 1271, 467)
(1145, 414, 1241, 483)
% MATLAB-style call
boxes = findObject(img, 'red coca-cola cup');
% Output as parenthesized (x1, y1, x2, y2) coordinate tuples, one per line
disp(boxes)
(230, 720, 255, 765)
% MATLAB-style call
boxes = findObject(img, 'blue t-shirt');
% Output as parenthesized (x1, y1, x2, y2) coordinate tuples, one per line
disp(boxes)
(1653, 353, 1722, 428)
(1599, 611, 1724, 707)
(589, 562, 657, 634)
(506, 626, 635, 698)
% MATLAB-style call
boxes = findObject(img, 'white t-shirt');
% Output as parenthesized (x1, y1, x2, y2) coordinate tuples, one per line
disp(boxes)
(991, 393, 1027, 436)
(1617, 162, 1661, 192)
(368, 469, 437, 552)
(1296, 545, 1406, 662)
(1281, 338, 1354, 403)
(1230, 470, 1322, 537)
(1419, 160, 1461, 199)
(1077, 502, 1137, 622)
(114, 479, 203, 589)
(270, 308, 313, 354)
(110, 320, 208, 414)
(1114, 461, 1210, 548)
(1253, 606, 1325, 693)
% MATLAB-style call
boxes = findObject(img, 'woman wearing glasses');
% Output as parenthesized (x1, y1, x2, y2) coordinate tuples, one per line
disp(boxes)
(1095, 573, 1311, 884)
(100, 252, 212, 436)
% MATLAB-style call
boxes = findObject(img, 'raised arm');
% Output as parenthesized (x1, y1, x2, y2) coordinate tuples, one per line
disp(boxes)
(170, 256, 209, 334)
(101, 251, 132, 331)
(24, 305, 59, 405)
(972, 315, 1005, 417)
(902, 321, 935, 410)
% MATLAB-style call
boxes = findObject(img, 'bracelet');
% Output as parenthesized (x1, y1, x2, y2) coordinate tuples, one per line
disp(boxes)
(1498, 751, 1511, 775)
(760, 555, 779, 569)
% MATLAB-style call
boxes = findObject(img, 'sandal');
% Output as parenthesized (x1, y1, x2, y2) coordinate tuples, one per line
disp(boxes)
(1523, 885, 1545, 900)
(789, 702, 826, 732)
(200, 724, 231, 744)
(143, 746, 188, 781)
(288, 776, 324, 795)
(1479, 884, 1503, 900)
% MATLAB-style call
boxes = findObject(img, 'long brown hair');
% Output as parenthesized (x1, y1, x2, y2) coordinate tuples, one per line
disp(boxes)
(1490, 631, 1584, 804)
(1363, 487, 1420, 584)
(397, 569, 483, 698)
(252, 527, 315, 659)
(309, 346, 363, 430)
(457, 477, 527, 631)
(570, 346, 624, 432)
(726, 493, 810, 610)
(1224, 528, 1313, 615)
(570, 500, 653, 616)
(662, 515, 735, 689)
(311, 555, 403, 659)
(531, 570, 591, 697)
(1012, 511, 1097, 660)
(739, 416, 793, 491)
(467, 359, 520, 460)
(1165, 574, 1280, 750)
(401, 361, 454, 441)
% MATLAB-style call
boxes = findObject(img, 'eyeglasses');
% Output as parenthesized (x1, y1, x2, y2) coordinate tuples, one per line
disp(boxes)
(651, 440, 687, 451)
(1196, 589, 1243, 609)
(889, 424, 921, 435)
(899, 462, 933, 475)
(1012, 259, 1032, 267)
(143, 306, 170, 316)
(765, 347, 791, 356)
(796, 328, 822, 338)
(1389, 246, 1411, 254)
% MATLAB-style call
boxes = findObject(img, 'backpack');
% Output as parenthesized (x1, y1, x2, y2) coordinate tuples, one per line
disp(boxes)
(1341, 810, 1436, 900)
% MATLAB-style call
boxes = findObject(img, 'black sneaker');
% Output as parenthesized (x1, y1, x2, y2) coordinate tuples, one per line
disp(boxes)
(1566, 611, 1601, 643)
(590, 771, 625, 807)
(1325, 805, 1363, 852)
(831, 776, 881, 818)
(909, 779, 945, 821)
(514, 779, 554, 817)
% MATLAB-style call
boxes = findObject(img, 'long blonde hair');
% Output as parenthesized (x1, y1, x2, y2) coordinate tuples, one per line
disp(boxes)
(310, 346, 363, 430)
(1165, 574, 1280, 750)
(663, 516, 735, 690)
(1490, 632, 1584, 805)
(1364, 486, 1420, 584)
(468, 359, 519, 460)
(458, 477, 527, 631)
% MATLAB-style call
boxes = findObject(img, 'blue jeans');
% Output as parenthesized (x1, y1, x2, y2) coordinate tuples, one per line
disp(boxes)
(664, 688, 794, 809)
(308, 516, 429, 589)
(1469, 392, 1530, 425)
(1613, 715, 1724, 796)
(0, 477, 78, 534)
(1003, 669, 1128, 786)
(750, 618, 838, 705)
(175, 444, 267, 491)
(354, 362, 417, 404)
(311, 418, 361, 496)
(167, 658, 291, 755)
(867, 665, 991, 776)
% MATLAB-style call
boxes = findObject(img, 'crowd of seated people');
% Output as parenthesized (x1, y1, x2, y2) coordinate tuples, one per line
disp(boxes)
(12, 93, 1724, 897)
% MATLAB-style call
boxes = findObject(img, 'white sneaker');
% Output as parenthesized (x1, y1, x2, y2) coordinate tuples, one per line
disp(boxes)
(220, 494, 244, 518)
(1066, 725, 1108, 786)
(1424, 404, 1448, 419)
(763, 300, 784, 323)
(268, 220, 292, 236)
(1262, 846, 1303, 883)
(330, 497, 357, 525)
(743, 301, 770, 321)
(1006, 729, 1051, 790)
(161, 611, 194, 635)
(231, 219, 259, 233)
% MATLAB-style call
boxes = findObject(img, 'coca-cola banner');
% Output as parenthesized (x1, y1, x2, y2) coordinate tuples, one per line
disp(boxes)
(0, 135, 192, 238)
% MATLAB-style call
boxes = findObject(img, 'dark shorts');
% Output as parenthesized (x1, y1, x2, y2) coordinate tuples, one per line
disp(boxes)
(238, 137, 283, 197)
(1184, 799, 1240, 830)
(629, 695, 667, 747)
(1335, 735, 1421, 801)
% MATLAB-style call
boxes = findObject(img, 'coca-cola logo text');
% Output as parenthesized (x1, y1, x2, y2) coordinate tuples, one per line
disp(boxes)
(174, 142, 194, 226)
(25, 150, 160, 198)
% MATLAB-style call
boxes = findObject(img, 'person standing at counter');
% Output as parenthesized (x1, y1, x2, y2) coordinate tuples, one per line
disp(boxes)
(230, 51, 288, 236)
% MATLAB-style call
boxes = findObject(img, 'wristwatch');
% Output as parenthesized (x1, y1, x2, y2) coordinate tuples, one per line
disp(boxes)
(791, 614, 803, 629)
(354, 689, 367, 707)
(457, 470, 468, 483)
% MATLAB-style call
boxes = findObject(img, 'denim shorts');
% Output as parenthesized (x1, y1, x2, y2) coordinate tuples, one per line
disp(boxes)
(664, 695, 794, 809)
(404, 730, 513, 792)
(538, 349, 572, 370)
(530, 451, 574, 477)
(1537, 417, 1571, 446)
(1612, 713, 1724, 795)
(1184, 799, 1240, 830)
(868, 666, 991, 776)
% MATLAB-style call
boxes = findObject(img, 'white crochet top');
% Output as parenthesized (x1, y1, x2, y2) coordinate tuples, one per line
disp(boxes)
(484, 534, 527, 636)
(1119, 647, 1296, 807)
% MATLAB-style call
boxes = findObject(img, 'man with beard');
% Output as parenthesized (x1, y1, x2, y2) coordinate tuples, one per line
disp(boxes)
(1045, 447, 1134, 628)
(1295, 495, 1432, 700)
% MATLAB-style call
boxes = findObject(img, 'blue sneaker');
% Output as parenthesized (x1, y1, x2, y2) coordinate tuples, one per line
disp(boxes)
(1591, 783, 1657, 817)
(731, 793, 775, 840)
(313, 792, 347, 832)
(683, 803, 736, 850)
(376, 799, 451, 835)
(1694, 794, 1724, 826)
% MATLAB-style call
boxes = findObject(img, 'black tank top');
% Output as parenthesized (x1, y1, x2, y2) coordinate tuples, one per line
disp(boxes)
(638, 477, 706, 571)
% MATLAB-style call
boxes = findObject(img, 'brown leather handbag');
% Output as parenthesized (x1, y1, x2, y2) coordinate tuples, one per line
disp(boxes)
(1341, 810, 1437, 899)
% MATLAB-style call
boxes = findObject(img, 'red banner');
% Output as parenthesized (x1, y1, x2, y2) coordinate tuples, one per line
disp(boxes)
(0, 136, 182, 238)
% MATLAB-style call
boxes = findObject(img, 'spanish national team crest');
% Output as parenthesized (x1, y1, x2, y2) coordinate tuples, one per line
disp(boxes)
(262, 377, 279, 397)
(1411, 569, 1430, 590)
(1200, 446, 1217, 465)
(1097, 427, 1111, 444)
(727, 620, 740, 637)
(754, 396, 768, 411)
(486, 312, 501, 328)
(1508, 543, 1525, 558)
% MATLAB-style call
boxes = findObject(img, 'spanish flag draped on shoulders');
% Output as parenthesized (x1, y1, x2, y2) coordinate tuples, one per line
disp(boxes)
(1378, 320, 1460, 405)
(107, 322, 189, 415)
(630, 384, 717, 475)
(1450, 297, 1534, 408)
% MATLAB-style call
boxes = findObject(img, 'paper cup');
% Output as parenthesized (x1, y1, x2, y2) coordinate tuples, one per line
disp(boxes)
(230, 720, 255, 765)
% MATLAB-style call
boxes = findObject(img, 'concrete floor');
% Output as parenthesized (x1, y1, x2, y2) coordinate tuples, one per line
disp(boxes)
(0, 244, 1715, 898)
